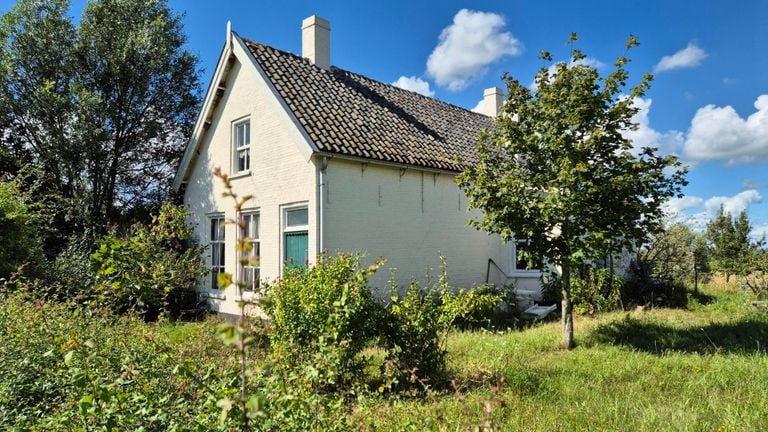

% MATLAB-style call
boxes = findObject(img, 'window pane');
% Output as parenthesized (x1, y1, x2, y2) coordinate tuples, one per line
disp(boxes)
(238, 149, 249, 172)
(245, 122, 250, 145)
(286, 208, 308, 227)
(251, 215, 259, 238)
(218, 219, 225, 240)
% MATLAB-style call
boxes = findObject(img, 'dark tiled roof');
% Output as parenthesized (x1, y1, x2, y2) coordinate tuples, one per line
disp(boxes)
(244, 40, 494, 172)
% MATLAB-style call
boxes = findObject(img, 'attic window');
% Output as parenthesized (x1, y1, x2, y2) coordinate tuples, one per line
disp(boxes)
(233, 120, 250, 173)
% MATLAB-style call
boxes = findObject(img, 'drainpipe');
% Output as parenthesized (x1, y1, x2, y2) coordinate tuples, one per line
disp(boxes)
(318, 156, 328, 254)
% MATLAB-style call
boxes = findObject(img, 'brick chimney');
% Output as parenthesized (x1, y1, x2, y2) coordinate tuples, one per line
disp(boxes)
(483, 87, 503, 117)
(302, 16, 331, 69)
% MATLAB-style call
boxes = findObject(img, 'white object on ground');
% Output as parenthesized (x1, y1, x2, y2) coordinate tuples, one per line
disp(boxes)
(523, 304, 557, 320)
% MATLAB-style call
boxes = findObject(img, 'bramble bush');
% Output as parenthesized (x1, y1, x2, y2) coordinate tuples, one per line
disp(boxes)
(90, 203, 206, 320)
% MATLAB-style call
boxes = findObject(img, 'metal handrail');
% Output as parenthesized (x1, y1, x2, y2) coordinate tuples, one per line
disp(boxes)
(485, 258, 511, 284)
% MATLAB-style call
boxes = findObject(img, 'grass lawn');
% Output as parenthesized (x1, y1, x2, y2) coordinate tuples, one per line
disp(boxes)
(352, 285, 768, 431)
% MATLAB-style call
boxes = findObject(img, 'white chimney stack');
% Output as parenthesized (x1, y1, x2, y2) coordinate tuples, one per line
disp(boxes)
(302, 15, 331, 69)
(482, 87, 503, 117)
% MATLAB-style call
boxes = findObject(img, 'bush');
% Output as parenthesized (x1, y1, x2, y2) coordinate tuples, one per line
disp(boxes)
(0, 179, 45, 279)
(90, 203, 206, 320)
(541, 267, 623, 314)
(46, 231, 99, 301)
(0, 285, 235, 430)
(439, 284, 506, 329)
(570, 267, 623, 314)
(623, 258, 688, 308)
(264, 252, 385, 386)
(382, 280, 447, 388)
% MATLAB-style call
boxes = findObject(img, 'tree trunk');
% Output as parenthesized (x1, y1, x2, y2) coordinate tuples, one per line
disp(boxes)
(726, 272, 731, 284)
(561, 263, 575, 350)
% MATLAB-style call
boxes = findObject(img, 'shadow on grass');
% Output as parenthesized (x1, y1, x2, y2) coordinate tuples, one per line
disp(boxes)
(688, 290, 717, 306)
(586, 315, 768, 354)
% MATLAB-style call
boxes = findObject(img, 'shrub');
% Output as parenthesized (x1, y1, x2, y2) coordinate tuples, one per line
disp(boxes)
(90, 203, 206, 320)
(0, 179, 45, 279)
(264, 252, 385, 386)
(0, 285, 235, 430)
(46, 231, 99, 301)
(570, 267, 623, 314)
(439, 284, 506, 329)
(382, 280, 447, 388)
(623, 258, 688, 308)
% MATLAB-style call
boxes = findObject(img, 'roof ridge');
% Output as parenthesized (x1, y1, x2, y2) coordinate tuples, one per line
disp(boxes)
(241, 37, 492, 119)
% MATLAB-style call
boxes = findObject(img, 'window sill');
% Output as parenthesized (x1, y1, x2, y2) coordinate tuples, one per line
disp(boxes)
(234, 292, 260, 302)
(200, 290, 226, 300)
(230, 171, 251, 180)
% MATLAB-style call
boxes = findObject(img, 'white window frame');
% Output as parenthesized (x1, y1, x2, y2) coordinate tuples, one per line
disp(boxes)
(239, 210, 260, 292)
(209, 214, 226, 290)
(509, 239, 542, 277)
(232, 118, 251, 174)
(281, 204, 309, 271)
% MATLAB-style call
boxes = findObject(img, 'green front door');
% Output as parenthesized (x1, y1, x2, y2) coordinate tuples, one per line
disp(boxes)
(284, 231, 308, 268)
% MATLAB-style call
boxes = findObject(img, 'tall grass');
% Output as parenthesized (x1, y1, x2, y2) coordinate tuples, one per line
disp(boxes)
(353, 284, 768, 431)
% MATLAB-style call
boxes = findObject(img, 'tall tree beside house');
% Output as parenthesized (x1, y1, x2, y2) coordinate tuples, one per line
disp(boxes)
(706, 206, 752, 282)
(0, 0, 87, 235)
(457, 35, 687, 349)
(0, 0, 200, 240)
(75, 0, 201, 222)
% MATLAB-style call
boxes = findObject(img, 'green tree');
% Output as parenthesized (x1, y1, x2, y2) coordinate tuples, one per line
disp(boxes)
(706, 206, 752, 282)
(76, 0, 201, 222)
(0, 0, 200, 237)
(457, 35, 686, 349)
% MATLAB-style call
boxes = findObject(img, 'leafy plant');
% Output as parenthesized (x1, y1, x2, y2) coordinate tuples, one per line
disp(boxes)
(90, 202, 206, 320)
(0, 179, 45, 279)
(264, 252, 385, 387)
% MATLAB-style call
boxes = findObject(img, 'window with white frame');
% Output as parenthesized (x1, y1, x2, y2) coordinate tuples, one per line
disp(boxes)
(239, 212, 260, 291)
(209, 215, 226, 289)
(283, 207, 309, 269)
(511, 239, 541, 274)
(233, 120, 250, 173)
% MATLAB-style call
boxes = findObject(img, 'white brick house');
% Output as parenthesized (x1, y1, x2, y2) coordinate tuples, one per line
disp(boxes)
(173, 17, 542, 315)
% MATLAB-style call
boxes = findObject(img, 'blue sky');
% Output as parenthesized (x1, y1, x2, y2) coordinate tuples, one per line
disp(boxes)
(2, 0, 767, 236)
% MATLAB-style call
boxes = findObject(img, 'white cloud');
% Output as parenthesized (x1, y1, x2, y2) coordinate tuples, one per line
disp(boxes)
(624, 97, 685, 155)
(752, 224, 768, 240)
(704, 189, 763, 215)
(391, 76, 434, 97)
(683, 95, 768, 165)
(664, 190, 763, 232)
(427, 9, 522, 91)
(664, 196, 705, 215)
(654, 42, 708, 73)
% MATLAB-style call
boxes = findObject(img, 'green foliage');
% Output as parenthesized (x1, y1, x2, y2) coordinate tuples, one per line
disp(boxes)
(264, 252, 385, 386)
(46, 231, 98, 300)
(382, 281, 447, 388)
(0, 0, 201, 235)
(90, 203, 205, 319)
(542, 268, 623, 314)
(457, 34, 687, 348)
(571, 268, 623, 314)
(741, 247, 768, 299)
(0, 179, 45, 278)
(439, 284, 505, 329)
(0, 286, 235, 430)
(707, 206, 754, 281)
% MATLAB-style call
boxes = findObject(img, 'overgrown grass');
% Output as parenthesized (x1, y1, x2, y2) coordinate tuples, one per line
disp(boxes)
(3, 283, 766, 430)
(353, 284, 768, 431)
